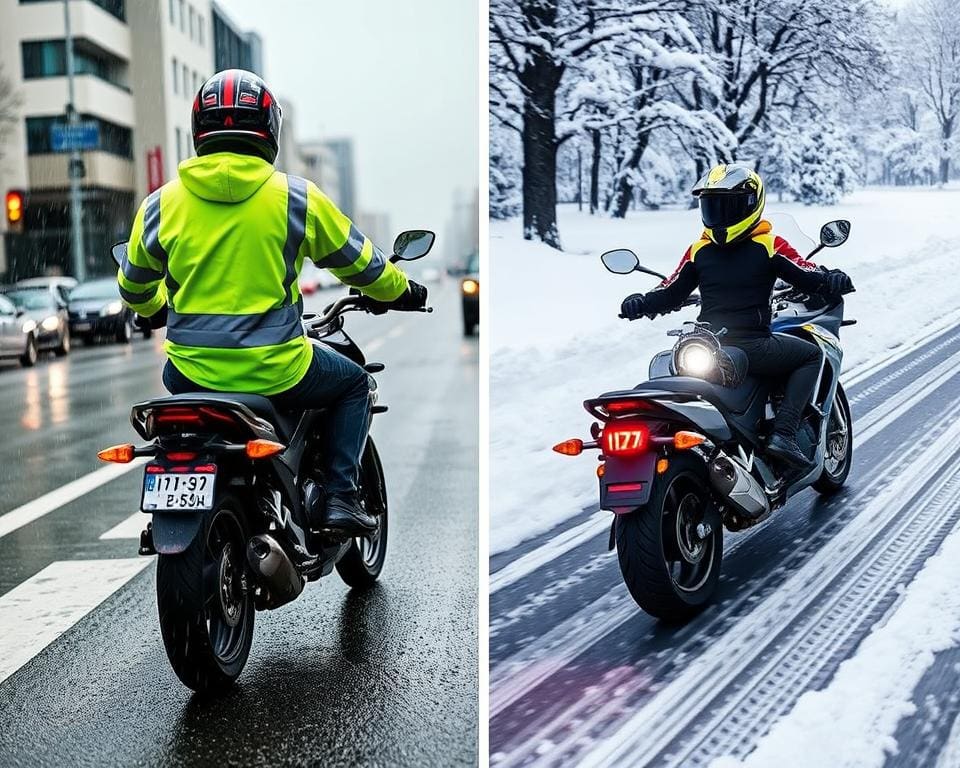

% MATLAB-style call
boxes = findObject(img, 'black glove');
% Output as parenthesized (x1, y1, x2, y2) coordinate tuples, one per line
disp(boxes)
(135, 304, 167, 330)
(824, 270, 854, 296)
(620, 293, 647, 320)
(359, 280, 428, 315)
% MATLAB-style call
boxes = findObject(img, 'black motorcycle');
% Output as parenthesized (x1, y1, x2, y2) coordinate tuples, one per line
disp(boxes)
(554, 217, 855, 622)
(99, 230, 434, 692)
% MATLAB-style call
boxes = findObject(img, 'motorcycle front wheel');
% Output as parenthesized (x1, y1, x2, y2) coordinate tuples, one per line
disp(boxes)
(615, 453, 723, 623)
(813, 383, 853, 495)
(336, 439, 388, 588)
(156, 495, 254, 693)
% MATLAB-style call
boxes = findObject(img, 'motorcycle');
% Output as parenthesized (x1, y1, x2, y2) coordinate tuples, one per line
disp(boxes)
(553, 216, 855, 622)
(98, 230, 435, 692)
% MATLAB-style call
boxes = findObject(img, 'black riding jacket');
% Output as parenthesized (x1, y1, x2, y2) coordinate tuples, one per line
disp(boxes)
(643, 220, 833, 338)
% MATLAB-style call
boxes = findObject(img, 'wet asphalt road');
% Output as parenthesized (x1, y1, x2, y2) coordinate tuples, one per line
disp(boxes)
(489, 320, 960, 767)
(0, 281, 478, 767)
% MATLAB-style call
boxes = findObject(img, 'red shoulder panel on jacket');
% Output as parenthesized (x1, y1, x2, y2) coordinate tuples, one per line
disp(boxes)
(774, 236, 817, 270)
(659, 247, 694, 287)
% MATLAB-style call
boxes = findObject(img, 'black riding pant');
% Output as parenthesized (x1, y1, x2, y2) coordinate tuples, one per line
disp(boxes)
(724, 334, 822, 438)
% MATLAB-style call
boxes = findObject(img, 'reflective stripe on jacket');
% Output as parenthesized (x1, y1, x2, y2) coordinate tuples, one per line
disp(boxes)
(118, 152, 408, 395)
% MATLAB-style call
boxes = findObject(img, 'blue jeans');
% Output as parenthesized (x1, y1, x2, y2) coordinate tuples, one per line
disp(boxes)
(162, 343, 371, 497)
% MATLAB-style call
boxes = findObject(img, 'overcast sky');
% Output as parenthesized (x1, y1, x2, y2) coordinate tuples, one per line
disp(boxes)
(217, 0, 478, 235)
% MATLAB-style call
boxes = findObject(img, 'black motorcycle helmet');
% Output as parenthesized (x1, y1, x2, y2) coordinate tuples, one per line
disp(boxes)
(691, 163, 765, 246)
(191, 69, 282, 163)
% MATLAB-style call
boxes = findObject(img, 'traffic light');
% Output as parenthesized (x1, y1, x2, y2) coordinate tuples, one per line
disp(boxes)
(5, 190, 24, 234)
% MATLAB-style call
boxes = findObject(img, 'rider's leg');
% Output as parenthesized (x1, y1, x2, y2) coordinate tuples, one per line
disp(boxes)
(272, 344, 372, 531)
(736, 334, 821, 466)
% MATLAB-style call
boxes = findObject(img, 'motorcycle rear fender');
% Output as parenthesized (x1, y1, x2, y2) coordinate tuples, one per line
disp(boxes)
(151, 512, 204, 555)
(600, 452, 658, 513)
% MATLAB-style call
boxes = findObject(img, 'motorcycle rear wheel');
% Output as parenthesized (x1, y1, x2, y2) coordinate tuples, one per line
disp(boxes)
(615, 453, 722, 622)
(336, 440, 389, 588)
(156, 496, 254, 693)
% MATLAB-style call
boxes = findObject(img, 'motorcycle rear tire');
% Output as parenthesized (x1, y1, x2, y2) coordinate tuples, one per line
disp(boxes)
(336, 440, 388, 588)
(615, 453, 722, 623)
(156, 496, 254, 693)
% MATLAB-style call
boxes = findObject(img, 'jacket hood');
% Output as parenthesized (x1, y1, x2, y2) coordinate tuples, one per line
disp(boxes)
(178, 153, 275, 203)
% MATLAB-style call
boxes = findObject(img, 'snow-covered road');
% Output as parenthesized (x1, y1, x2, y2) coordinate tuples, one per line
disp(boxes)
(490, 317, 960, 767)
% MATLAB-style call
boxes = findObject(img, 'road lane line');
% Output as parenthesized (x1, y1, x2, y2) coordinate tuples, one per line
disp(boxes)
(0, 459, 145, 540)
(99, 511, 146, 540)
(0, 558, 151, 684)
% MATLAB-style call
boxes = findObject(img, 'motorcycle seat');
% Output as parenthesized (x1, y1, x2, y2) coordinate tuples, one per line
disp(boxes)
(632, 375, 765, 416)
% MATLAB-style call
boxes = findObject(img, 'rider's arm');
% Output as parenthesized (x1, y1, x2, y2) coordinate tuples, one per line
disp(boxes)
(117, 197, 167, 317)
(772, 236, 830, 295)
(302, 181, 409, 303)
(643, 248, 698, 315)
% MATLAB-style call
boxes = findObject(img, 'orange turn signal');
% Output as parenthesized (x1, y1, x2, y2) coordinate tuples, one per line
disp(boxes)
(246, 439, 286, 459)
(98, 444, 135, 464)
(656, 458, 670, 474)
(553, 438, 584, 456)
(673, 431, 707, 450)
(596, 464, 605, 478)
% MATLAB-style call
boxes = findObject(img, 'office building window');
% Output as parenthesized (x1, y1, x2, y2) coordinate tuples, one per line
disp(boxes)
(22, 39, 129, 91)
(189, 7, 195, 40)
(26, 114, 133, 158)
(176, 127, 182, 164)
(198, 17, 205, 46)
(172, 57, 179, 94)
(20, 0, 127, 22)
(168, 0, 175, 25)
(182, 64, 189, 96)
(179, 0, 185, 32)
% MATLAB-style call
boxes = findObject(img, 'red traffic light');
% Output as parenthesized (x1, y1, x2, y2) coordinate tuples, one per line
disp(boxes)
(5, 190, 24, 227)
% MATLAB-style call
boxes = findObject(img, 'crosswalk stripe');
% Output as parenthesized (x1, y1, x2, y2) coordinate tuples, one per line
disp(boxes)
(99, 511, 147, 540)
(0, 558, 151, 684)
(0, 459, 146, 540)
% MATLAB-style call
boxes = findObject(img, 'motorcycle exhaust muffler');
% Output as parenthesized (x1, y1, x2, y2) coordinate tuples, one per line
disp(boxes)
(246, 533, 304, 609)
(708, 453, 770, 521)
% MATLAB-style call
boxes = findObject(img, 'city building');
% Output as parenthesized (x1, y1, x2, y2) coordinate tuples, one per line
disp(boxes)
(323, 138, 356, 218)
(211, 1, 261, 74)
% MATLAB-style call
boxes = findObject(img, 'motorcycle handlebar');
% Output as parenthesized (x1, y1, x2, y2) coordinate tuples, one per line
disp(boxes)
(303, 295, 432, 331)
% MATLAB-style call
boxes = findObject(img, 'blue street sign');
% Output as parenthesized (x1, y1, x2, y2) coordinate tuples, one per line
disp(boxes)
(50, 122, 99, 152)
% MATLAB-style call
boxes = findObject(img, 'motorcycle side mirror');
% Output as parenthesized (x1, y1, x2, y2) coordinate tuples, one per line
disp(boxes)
(820, 220, 851, 248)
(392, 230, 435, 262)
(601, 249, 640, 274)
(110, 241, 128, 267)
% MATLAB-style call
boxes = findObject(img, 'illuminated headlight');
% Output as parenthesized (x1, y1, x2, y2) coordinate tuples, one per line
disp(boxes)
(21, 319, 37, 334)
(41, 315, 60, 331)
(677, 342, 716, 378)
(462, 279, 479, 296)
(101, 301, 123, 317)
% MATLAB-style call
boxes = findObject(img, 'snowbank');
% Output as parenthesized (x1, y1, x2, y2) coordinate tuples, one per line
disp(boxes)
(490, 188, 960, 553)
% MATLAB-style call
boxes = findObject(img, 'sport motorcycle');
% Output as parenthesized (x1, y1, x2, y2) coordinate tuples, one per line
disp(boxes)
(99, 230, 435, 691)
(554, 216, 855, 621)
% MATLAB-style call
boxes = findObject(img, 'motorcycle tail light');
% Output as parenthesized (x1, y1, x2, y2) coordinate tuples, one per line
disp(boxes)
(602, 423, 649, 456)
(606, 400, 650, 414)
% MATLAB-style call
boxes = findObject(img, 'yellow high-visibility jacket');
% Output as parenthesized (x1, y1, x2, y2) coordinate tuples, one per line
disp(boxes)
(118, 152, 408, 394)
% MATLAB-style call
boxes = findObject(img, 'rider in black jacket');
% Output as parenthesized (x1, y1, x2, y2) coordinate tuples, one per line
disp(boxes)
(620, 164, 854, 470)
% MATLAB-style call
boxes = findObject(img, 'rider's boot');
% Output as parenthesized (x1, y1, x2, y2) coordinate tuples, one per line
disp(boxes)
(766, 432, 815, 471)
(316, 493, 377, 536)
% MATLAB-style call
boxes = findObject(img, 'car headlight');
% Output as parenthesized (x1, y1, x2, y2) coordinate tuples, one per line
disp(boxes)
(21, 319, 37, 334)
(41, 315, 60, 331)
(676, 341, 716, 378)
(101, 301, 123, 317)
(462, 279, 479, 296)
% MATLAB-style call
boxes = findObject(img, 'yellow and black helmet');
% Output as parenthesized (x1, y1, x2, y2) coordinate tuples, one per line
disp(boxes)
(692, 163, 765, 246)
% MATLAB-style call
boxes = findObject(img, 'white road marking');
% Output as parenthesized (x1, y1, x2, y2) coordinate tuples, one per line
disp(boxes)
(99, 511, 146, 540)
(0, 459, 145, 540)
(0, 558, 151, 684)
(490, 510, 609, 593)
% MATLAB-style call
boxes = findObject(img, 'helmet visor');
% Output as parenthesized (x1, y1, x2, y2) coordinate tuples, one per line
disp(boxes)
(699, 192, 757, 229)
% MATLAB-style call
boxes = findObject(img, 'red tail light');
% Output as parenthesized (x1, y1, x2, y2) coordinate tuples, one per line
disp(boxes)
(153, 406, 237, 428)
(602, 422, 649, 456)
(606, 400, 649, 414)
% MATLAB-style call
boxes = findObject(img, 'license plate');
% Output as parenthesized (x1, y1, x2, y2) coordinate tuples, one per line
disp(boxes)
(141, 466, 216, 511)
(74, 322, 91, 331)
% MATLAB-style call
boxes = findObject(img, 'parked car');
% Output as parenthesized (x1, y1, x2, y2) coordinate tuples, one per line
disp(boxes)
(67, 278, 146, 344)
(0, 293, 39, 367)
(4, 288, 70, 356)
(460, 251, 479, 336)
(13, 276, 78, 308)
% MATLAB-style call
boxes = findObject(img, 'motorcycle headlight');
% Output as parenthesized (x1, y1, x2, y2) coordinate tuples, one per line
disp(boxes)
(41, 315, 60, 331)
(676, 341, 716, 378)
(101, 301, 123, 317)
